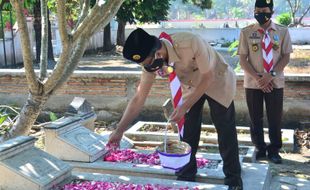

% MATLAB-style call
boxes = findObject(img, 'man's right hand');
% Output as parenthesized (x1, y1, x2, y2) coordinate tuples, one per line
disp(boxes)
(107, 128, 123, 148)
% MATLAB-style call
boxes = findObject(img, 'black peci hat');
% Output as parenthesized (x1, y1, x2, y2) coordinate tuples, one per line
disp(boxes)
(123, 28, 161, 64)
(255, 0, 273, 10)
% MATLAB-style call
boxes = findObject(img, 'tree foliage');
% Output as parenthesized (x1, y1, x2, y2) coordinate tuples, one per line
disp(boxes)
(276, 12, 292, 26)
(116, 0, 170, 24)
(286, 0, 310, 26)
(182, 0, 212, 9)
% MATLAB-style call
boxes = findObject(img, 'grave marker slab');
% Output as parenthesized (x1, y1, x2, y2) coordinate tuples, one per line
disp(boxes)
(68, 150, 226, 184)
(44, 117, 133, 162)
(0, 136, 71, 190)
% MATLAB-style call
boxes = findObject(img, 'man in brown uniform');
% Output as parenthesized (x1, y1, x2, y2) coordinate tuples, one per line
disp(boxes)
(238, 0, 292, 164)
(108, 28, 243, 190)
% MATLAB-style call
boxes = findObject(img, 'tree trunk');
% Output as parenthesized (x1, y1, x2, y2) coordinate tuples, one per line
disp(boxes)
(103, 22, 113, 51)
(116, 20, 126, 46)
(48, 11, 54, 61)
(33, 0, 41, 64)
(0, 92, 48, 142)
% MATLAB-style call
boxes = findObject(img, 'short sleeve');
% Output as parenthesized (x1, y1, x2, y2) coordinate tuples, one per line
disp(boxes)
(237, 30, 249, 55)
(281, 29, 293, 54)
(191, 35, 214, 73)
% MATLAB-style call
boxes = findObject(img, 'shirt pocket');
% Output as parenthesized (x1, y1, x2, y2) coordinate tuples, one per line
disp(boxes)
(249, 39, 261, 53)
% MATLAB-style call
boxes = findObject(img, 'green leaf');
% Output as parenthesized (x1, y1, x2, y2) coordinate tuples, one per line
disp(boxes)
(49, 112, 58, 122)
(0, 114, 8, 125)
(232, 51, 238, 57)
(234, 62, 241, 72)
(228, 40, 239, 52)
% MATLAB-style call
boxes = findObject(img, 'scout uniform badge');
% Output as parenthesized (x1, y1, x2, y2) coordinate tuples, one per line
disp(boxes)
(252, 43, 259, 52)
(273, 34, 279, 50)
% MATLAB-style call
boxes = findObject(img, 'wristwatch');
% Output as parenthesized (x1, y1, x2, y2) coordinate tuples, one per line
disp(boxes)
(270, 70, 276, 77)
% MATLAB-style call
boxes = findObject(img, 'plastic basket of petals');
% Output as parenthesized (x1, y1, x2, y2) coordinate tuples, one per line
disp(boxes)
(156, 140, 191, 171)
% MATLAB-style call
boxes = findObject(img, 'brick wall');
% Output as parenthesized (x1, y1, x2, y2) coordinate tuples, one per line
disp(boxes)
(0, 70, 309, 128)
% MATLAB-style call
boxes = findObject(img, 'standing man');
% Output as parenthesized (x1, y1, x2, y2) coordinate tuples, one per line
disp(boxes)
(108, 28, 243, 190)
(238, 0, 292, 164)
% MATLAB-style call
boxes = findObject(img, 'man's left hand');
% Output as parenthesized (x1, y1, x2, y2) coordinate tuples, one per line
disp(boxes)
(258, 73, 273, 88)
(169, 105, 187, 123)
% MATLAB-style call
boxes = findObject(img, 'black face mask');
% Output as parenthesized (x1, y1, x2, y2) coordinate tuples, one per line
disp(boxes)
(254, 12, 272, 25)
(144, 58, 166, 72)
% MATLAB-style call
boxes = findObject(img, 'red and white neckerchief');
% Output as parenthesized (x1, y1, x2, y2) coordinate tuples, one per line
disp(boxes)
(158, 32, 185, 138)
(258, 28, 273, 73)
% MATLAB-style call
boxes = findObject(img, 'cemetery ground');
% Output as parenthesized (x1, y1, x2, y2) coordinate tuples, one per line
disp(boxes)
(24, 118, 309, 189)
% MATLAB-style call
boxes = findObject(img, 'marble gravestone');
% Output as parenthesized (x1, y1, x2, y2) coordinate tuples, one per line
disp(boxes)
(0, 136, 72, 190)
(44, 116, 133, 162)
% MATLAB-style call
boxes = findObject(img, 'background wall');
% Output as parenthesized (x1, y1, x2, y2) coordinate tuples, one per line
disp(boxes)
(0, 70, 309, 129)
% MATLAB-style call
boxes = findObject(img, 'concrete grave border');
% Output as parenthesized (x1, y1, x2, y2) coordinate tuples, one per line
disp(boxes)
(68, 172, 229, 190)
(125, 121, 294, 151)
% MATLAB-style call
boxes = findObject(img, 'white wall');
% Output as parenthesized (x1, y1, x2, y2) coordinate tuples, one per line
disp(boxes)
(1, 20, 309, 67)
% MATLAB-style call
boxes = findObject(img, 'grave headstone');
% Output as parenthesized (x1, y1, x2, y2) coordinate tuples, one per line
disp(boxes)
(66, 97, 97, 130)
(0, 136, 72, 190)
(44, 117, 133, 162)
(67, 97, 93, 114)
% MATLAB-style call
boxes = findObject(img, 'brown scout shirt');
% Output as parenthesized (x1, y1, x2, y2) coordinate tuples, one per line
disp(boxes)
(140, 32, 236, 108)
(237, 22, 293, 89)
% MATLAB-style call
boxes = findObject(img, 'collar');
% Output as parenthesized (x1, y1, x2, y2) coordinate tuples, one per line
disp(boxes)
(161, 39, 180, 65)
(254, 21, 277, 32)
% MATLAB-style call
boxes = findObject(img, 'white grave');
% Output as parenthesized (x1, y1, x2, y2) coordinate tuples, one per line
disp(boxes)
(44, 117, 133, 162)
(0, 136, 72, 190)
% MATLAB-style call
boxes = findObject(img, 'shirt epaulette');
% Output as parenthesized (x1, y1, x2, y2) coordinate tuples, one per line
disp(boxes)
(241, 24, 255, 32)
(274, 23, 288, 31)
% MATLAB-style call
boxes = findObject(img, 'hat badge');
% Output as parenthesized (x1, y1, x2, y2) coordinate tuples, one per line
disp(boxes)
(266, 0, 271, 4)
(132, 54, 141, 61)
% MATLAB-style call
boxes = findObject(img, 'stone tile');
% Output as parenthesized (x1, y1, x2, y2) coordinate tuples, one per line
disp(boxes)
(242, 163, 271, 190)
(270, 176, 310, 190)
(0, 136, 71, 190)
(199, 143, 256, 163)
